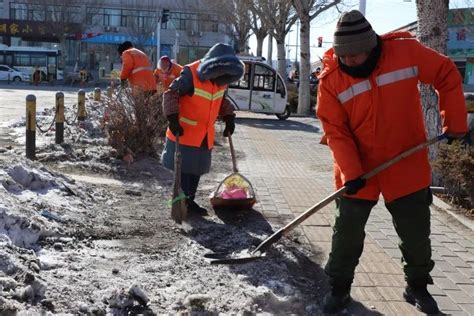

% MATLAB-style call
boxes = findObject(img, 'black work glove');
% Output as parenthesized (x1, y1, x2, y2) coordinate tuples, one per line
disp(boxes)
(167, 113, 184, 136)
(120, 79, 127, 88)
(445, 132, 472, 146)
(344, 177, 366, 195)
(223, 115, 235, 136)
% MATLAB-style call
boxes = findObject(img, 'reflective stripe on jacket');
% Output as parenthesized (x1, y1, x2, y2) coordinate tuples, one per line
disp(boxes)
(120, 48, 156, 92)
(316, 32, 468, 202)
(166, 60, 227, 149)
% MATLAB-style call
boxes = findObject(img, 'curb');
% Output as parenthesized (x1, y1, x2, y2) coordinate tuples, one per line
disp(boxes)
(432, 195, 474, 231)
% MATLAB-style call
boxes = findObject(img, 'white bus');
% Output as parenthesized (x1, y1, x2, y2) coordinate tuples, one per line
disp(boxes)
(0, 45, 63, 81)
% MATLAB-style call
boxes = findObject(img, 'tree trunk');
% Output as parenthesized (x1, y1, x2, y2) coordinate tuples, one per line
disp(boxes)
(297, 16, 311, 115)
(416, 0, 449, 184)
(276, 39, 287, 80)
(256, 35, 265, 57)
(267, 34, 273, 65)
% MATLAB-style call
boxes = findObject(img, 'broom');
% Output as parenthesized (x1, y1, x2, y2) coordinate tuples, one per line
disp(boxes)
(170, 135, 187, 223)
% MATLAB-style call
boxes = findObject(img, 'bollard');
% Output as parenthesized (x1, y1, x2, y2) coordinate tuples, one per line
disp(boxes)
(77, 89, 86, 121)
(94, 87, 101, 101)
(26, 95, 36, 160)
(55, 92, 64, 144)
(107, 86, 113, 98)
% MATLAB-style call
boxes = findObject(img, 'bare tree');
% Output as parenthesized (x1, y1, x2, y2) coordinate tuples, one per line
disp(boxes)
(253, 0, 298, 78)
(25, 0, 97, 67)
(249, 8, 269, 56)
(121, 0, 160, 63)
(292, 0, 341, 115)
(203, 0, 253, 54)
(416, 0, 449, 180)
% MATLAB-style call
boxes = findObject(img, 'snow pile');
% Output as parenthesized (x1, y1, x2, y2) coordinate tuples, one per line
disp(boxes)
(0, 237, 48, 313)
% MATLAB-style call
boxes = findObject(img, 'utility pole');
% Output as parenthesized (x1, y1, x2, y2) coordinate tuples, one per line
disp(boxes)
(295, 20, 299, 63)
(359, 0, 366, 15)
(156, 9, 162, 66)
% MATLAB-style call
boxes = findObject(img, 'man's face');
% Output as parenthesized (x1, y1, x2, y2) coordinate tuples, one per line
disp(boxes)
(160, 60, 171, 72)
(339, 52, 370, 67)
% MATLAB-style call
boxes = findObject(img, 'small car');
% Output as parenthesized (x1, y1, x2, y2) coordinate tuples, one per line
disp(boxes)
(0, 65, 30, 82)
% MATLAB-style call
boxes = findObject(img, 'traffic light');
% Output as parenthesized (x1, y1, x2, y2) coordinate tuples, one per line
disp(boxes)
(318, 36, 323, 47)
(162, 9, 170, 23)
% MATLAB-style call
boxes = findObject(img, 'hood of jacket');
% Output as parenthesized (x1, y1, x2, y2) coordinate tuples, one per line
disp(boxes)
(197, 43, 244, 86)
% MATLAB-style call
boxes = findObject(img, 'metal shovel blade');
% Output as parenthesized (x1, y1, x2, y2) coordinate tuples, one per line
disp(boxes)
(204, 249, 266, 264)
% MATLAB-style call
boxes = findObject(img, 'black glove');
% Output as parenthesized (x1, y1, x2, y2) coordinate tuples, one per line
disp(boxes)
(120, 79, 127, 88)
(445, 132, 472, 146)
(344, 177, 366, 195)
(167, 113, 184, 136)
(223, 115, 235, 136)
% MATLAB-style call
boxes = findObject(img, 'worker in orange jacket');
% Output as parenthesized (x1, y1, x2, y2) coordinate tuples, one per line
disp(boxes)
(154, 55, 182, 93)
(161, 43, 244, 215)
(316, 10, 469, 314)
(118, 41, 156, 94)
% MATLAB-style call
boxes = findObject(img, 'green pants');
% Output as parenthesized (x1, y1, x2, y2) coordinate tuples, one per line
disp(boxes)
(325, 187, 434, 287)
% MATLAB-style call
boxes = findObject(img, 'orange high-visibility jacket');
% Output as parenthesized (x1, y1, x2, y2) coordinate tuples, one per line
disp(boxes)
(316, 32, 468, 202)
(120, 48, 156, 92)
(154, 62, 183, 91)
(166, 60, 227, 149)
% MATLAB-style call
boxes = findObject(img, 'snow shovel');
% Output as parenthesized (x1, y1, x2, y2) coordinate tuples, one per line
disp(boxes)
(204, 134, 446, 264)
(170, 135, 187, 224)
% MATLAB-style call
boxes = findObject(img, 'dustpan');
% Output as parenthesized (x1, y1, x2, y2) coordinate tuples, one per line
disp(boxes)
(210, 135, 256, 210)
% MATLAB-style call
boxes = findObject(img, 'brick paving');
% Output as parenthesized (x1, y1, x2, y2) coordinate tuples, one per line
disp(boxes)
(231, 112, 474, 315)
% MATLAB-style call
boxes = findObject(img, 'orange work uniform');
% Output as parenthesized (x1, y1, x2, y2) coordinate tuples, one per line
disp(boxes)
(120, 48, 156, 92)
(316, 32, 468, 202)
(154, 62, 183, 91)
(165, 60, 227, 149)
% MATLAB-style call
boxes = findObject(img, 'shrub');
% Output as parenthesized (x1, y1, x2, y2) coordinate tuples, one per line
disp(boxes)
(433, 142, 473, 211)
(287, 82, 318, 114)
(103, 88, 168, 158)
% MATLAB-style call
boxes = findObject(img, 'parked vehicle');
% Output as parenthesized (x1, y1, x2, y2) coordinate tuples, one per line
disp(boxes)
(0, 45, 63, 81)
(227, 57, 290, 120)
(0, 64, 30, 82)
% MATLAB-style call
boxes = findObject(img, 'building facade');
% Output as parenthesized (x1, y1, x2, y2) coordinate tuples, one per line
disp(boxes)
(393, 8, 474, 85)
(0, 0, 234, 74)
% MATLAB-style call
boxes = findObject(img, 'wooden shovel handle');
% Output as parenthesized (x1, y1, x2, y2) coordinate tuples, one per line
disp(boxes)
(252, 134, 446, 254)
(228, 135, 238, 173)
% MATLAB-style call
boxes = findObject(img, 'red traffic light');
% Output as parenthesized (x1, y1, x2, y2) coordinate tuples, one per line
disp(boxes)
(318, 36, 323, 47)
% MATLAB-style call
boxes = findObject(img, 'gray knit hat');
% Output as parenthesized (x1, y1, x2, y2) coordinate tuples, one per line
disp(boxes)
(333, 10, 377, 56)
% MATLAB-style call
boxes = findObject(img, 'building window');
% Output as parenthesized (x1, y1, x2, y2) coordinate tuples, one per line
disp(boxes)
(10, 3, 28, 20)
(103, 8, 121, 27)
(162, 11, 218, 33)
(86, 7, 156, 29)
(29, 4, 45, 21)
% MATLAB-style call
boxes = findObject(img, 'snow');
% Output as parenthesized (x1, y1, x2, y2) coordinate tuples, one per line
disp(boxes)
(0, 90, 324, 314)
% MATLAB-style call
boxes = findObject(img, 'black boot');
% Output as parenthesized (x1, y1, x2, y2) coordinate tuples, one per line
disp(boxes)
(187, 199, 208, 216)
(322, 287, 351, 314)
(403, 285, 440, 314)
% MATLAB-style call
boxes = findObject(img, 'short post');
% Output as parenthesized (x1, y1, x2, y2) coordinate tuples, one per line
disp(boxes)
(77, 89, 86, 121)
(107, 86, 113, 98)
(94, 87, 101, 101)
(55, 92, 64, 144)
(26, 95, 36, 160)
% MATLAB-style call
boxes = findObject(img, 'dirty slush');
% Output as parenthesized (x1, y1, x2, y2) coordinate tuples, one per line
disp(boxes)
(0, 93, 326, 314)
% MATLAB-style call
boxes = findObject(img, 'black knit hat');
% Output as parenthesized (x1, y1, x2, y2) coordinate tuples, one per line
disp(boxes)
(333, 10, 377, 56)
(117, 41, 133, 56)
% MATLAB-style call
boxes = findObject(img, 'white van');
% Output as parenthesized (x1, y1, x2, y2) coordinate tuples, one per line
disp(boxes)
(227, 57, 290, 120)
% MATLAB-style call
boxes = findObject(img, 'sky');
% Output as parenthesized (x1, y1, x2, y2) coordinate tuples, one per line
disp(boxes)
(248, 0, 474, 64)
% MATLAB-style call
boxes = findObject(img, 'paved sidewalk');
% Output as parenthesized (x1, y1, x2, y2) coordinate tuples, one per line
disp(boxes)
(232, 112, 474, 315)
